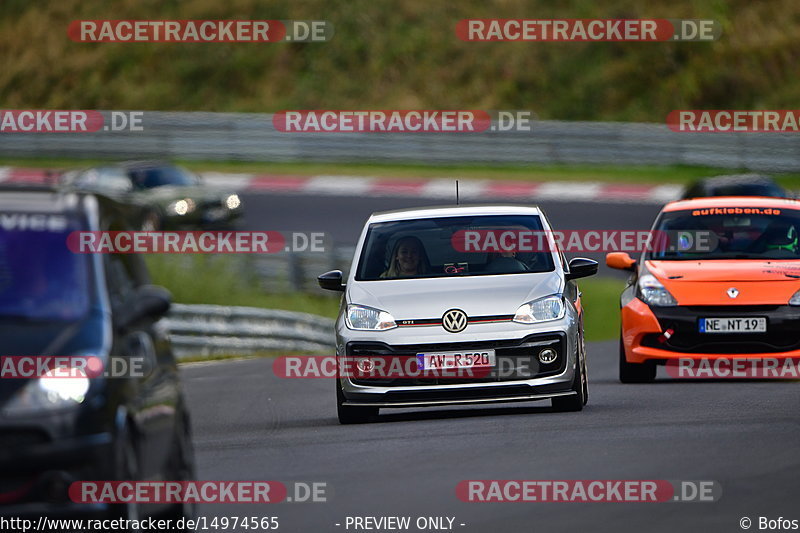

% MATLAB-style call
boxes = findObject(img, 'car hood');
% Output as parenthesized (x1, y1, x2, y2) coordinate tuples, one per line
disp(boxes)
(647, 260, 800, 282)
(139, 186, 228, 204)
(347, 273, 563, 319)
(647, 260, 800, 305)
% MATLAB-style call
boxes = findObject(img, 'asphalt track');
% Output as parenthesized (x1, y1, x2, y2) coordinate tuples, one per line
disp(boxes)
(237, 191, 665, 275)
(237, 192, 663, 247)
(179, 190, 799, 533)
(183, 340, 799, 533)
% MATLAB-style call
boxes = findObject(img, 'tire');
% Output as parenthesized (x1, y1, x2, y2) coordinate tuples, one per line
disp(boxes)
(114, 423, 143, 533)
(336, 377, 378, 424)
(551, 332, 587, 412)
(618, 336, 656, 383)
(160, 415, 197, 531)
(141, 210, 161, 231)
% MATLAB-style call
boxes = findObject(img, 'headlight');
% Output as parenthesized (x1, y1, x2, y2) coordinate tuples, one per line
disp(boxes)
(167, 198, 195, 216)
(345, 305, 397, 331)
(513, 295, 565, 324)
(790, 289, 800, 306)
(637, 274, 678, 307)
(2, 365, 90, 416)
(225, 194, 241, 210)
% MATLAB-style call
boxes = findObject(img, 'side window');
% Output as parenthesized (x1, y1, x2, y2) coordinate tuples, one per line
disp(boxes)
(539, 211, 569, 272)
(104, 254, 137, 313)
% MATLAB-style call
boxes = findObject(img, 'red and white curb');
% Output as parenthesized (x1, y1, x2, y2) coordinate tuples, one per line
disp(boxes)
(0, 167, 682, 204)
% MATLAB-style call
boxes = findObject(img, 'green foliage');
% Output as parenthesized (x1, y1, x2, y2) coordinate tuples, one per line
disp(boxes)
(1, 0, 798, 120)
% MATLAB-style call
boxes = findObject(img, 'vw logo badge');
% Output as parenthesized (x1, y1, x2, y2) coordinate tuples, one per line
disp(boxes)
(442, 309, 468, 333)
(727, 287, 740, 299)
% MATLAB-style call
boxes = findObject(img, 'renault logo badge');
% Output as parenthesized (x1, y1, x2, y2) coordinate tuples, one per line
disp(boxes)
(727, 287, 739, 299)
(442, 309, 468, 333)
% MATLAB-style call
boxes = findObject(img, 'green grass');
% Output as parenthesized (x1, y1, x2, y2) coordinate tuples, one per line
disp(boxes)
(3, 1, 800, 123)
(4, 156, 800, 188)
(144, 254, 342, 317)
(145, 254, 625, 342)
(578, 277, 624, 342)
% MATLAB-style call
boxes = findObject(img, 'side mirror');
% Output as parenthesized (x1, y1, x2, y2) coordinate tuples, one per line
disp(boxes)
(118, 285, 172, 330)
(318, 270, 346, 292)
(606, 252, 637, 271)
(565, 258, 599, 281)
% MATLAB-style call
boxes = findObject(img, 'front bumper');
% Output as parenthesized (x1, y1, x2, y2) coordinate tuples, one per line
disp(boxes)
(622, 297, 800, 362)
(338, 320, 580, 407)
(0, 428, 113, 516)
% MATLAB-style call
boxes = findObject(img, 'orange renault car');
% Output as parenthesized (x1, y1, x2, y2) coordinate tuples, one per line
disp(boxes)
(607, 196, 800, 382)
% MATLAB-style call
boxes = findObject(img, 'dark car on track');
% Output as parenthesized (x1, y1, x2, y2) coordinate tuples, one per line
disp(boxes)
(681, 174, 793, 200)
(61, 161, 243, 230)
(0, 186, 195, 525)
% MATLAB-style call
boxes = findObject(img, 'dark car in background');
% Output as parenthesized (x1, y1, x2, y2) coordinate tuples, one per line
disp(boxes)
(0, 186, 195, 524)
(61, 161, 243, 230)
(681, 174, 793, 200)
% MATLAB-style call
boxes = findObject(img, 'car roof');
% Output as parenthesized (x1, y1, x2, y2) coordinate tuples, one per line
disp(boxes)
(98, 160, 174, 171)
(698, 174, 777, 186)
(0, 186, 84, 213)
(0, 185, 135, 218)
(368, 204, 543, 223)
(664, 196, 800, 212)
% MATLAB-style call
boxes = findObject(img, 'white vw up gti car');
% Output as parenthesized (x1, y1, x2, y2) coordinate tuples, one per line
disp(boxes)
(319, 205, 597, 423)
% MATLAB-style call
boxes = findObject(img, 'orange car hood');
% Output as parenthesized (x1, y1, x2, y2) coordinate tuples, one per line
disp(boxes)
(646, 260, 800, 305)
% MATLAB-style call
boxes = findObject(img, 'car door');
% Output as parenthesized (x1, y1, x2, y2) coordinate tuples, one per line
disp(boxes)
(103, 240, 179, 480)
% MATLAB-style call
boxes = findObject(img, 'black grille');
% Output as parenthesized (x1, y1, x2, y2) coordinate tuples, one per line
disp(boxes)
(346, 333, 567, 386)
(647, 305, 800, 354)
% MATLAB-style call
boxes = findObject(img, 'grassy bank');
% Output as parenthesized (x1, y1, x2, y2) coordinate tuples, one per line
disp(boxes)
(2, 1, 799, 122)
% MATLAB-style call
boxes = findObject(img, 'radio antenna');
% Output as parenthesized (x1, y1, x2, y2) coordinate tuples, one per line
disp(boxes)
(456, 180, 460, 205)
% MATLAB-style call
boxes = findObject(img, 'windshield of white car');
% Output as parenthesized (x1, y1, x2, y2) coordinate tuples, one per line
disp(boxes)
(355, 215, 556, 280)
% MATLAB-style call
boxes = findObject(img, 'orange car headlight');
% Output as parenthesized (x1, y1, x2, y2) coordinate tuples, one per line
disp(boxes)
(790, 289, 800, 306)
(637, 274, 678, 307)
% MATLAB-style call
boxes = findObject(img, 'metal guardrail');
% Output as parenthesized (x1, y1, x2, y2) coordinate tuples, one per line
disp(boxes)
(165, 303, 335, 359)
(2, 111, 800, 171)
(253, 247, 354, 293)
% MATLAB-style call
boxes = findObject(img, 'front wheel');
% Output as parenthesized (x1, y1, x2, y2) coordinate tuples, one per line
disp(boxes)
(551, 333, 587, 412)
(113, 423, 143, 533)
(336, 377, 378, 424)
(160, 415, 197, 530)
(141, 210, 161, 231)
(618, 336, 656, 383)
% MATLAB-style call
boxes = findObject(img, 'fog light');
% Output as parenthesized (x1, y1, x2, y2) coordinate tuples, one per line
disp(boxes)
(356, 358, 375, 373)
(538, 348, 558, 364)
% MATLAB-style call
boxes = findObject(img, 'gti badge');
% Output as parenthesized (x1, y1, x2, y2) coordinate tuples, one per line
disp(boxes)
(727, 287, 740, 299)
(442, 309, 468, 333)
